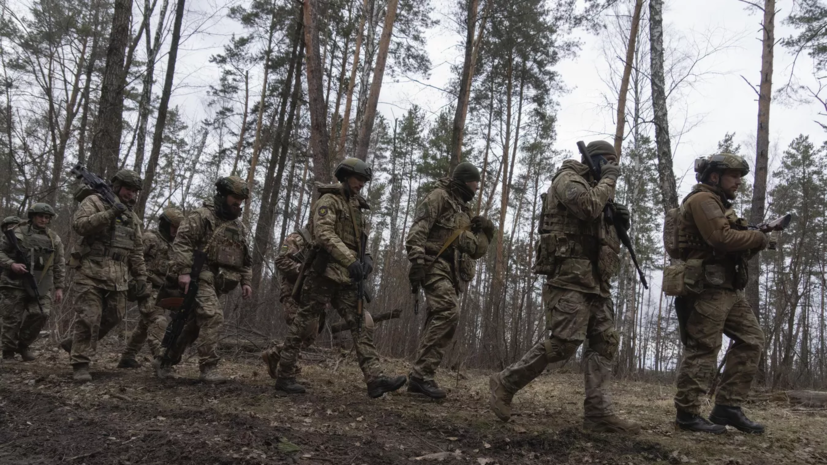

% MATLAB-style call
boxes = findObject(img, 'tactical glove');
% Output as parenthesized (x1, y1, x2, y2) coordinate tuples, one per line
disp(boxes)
(347, 261, 364, 282)
(363, 254, 374, 276)
(471, 215, 496, 240)
(408, 260, 426, 289)
(600, 162, 621, 182)
(612, 203, 631, 231)
(113, 201, 128, 215)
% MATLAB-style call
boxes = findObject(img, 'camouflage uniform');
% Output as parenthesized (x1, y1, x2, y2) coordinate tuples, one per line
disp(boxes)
(69, 194, 147, 366)
(406, 178, 490, 382)
(493, 157, 629, 423)
(275, 183, 382, 382)
(165, 200, 252, 370)
(0, 219, 65, 355)
(673, 183, 767, 415)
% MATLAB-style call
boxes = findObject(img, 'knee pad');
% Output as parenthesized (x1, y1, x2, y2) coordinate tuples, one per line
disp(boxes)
(544, 337, 581, 362)
(589, 328, 619, 360)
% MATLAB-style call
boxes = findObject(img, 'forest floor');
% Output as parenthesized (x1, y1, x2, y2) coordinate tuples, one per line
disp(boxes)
(1, 341, 826, 465)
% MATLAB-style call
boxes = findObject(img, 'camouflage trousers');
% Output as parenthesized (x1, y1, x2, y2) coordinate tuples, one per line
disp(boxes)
(276, 274, 382, 382)
(122, 293, 167, 360)
(411, 275, 460, 381)
(674, 290, 764, 414)
(498, 286, 619, 418)
(1, 288, 51, 352)
(164, 281, 224, 369)
(262, 297, 318, 377)
(70, 284, 125, 365)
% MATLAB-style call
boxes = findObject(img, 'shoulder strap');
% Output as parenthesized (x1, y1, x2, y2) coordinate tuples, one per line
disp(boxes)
(297, 227, 313, 246)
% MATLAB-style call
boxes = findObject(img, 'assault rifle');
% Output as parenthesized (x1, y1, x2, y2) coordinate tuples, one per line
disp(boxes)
(736, 213, 792, 250)
(70, 164, 118, 206)
(160, 249, 207, 367)
(576, 141, 648, 289)
(3, 229, 44, 313)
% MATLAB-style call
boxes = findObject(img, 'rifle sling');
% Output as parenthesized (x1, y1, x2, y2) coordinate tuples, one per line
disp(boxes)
(426, 226, 470, 273)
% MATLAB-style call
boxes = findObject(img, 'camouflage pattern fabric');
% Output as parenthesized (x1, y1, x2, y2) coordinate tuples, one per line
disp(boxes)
(70, 283, 126, 365)
(674, 290, 764, 414)
(0, 223, 65, 292)
(275, 230, 307, 303)
(161, 271, 225, 368)
(310, 184, 370, 284)
(122, 292, 166, 359)
(1, 289, 50, 352)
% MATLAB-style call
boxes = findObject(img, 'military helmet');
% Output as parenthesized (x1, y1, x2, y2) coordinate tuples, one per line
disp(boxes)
(2, 216, 20, 227)
(160, 207, 184, 228)
(585, 140, 616, 158)
(452, 162, 481, 183)
(695, 153, 750, 182)
(334, 158, 373, 182)
(215, 176, 249, 199)
(111, 169, 143, 190)
(28, 203, 56, 218)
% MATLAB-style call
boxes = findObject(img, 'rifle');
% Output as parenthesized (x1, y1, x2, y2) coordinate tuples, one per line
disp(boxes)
(70, 164, 118, 206)
(3, 229, 44, 313)
(160, 249, 207, 366)
(738, 213, 792, 251)
(576, 141, 648, 289)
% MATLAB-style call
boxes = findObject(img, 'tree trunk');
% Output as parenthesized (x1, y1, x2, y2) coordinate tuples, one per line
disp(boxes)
(613, 0, 644, 159)
(304, 0, 332, 189)
(336, 0, 368, 159)
(135, 0, 186, 218)
(231, 71, 250, 176)
(76, 1, 104, 166)
(88, 0, 134, 179)
(354, 0, 398, 162)
(648, 0, 678, 213)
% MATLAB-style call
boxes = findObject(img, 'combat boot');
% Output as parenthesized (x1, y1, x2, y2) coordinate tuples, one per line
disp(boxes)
(583, 415, 641, 434)
(2, 350, 16, 361)
(407, 376, 446, 399)
(675, 410, 726, 434)
(274, 377, 306, 394)
(17, 346, 36, 362)
(72, 363, 92, 383)
(117, 356, 141, 369)
(199, 365, 228, 384)
(261, 349, 280, 379)
(489, 373, 513, 421)
(709, 405, 764, 434)
(367, 375, 407, 398)
(152, 358, 178, 380)
(59, 338, 72, 353)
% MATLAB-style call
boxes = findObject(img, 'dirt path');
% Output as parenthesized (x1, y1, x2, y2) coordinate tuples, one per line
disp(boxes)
(1, 344, 825, 464)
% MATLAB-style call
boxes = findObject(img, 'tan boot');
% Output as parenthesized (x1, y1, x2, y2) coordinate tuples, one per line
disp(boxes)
(72, 364, 92, 383)
(489, 373, 514, 422)
(583, 415, 641, 434)
(199, 365, 227, 384)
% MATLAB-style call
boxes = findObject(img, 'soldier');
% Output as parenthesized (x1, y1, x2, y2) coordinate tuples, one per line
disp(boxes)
(405, 162, 493, 399)
(68, 170, 149, 382)
(165, 176, 253, 383)
(0, 204, 64, 361)
(117, 207, 184, 375)
(671, 154, 768, 434)
(488, 141, 640, 434)
(1, 216, 21, 232)
(261, 226, 317, 379)
(272, 158, 407, 398)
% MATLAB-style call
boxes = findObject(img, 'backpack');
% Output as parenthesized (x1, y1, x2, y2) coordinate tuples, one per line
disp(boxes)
(663, 206, 682, 261)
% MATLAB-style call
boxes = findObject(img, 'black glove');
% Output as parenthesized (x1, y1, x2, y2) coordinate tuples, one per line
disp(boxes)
(612, 203, 631, 231)
(470, 215, 496, 240)
(408, 261, 426, 289)
(127, 279, 151, 302)
(600, 162, 621, 181)
(347, 261, 364, 282)
(363, 255, 374, 276)
(113, 201, 128, 214)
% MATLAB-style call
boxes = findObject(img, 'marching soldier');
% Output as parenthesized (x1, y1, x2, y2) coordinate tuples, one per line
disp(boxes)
(165, 177, 253, 383)
(405, 162, 493, 398)
(0, 204, 64, 361)
(671, 154, 768, 434)
(488, 141, 640, 434)
(272, 158, 407, 398)
(117, 207, 184, 377)
(68, 170, 149, 382)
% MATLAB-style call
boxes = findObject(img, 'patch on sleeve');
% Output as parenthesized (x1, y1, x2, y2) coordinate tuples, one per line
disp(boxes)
(318, 206, 329, 218)
(565, 183, 582, 201)
(700, 199, 724, 220)
(280, 245, 288, 253)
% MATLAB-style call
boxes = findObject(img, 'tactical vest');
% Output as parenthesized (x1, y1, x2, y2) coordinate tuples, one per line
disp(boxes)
(82, 210, 137, 263)
(677, 189, 719, 258)
(5, 225, 57, 293)
(206, 219, 246, 271)
(423, 188, 471, 258)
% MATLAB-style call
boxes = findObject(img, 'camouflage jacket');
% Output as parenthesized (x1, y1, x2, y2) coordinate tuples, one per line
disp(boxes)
(541, 160, 619, 297)
(275, 229, 310, 301)
(72, 194, 146, 291)
(679, 183, 766, 288)
(170, 201, 252, 290)
(405, 178, 490, 287)
(311, 183, 371, 285)
(0, 223, 65, 294)
(143, 229, 173, 288)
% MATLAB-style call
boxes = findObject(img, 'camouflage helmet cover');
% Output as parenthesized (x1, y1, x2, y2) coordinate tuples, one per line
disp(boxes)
(111, 169, 144, 190)
(215, 176, 250, 199)
(28, 203, 56, 218)
(2, 216, 20, 227)
(695, 152, 750, 182)
(334, 157, 373, 182)
(452, 162, 481, 183)
(161, 207, 184, 227)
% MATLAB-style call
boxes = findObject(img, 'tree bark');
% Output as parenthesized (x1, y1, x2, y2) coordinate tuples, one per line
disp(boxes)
(304, 0, 332, 189)
(648, 0, 678, 213)
(613, 0, 644, 159)
(336, 0, 368, 159)
(231, 71, 250, 176)
(88, 0, 134, 179)
(354, 0, 398, 161)
(135, 0, 186, 218)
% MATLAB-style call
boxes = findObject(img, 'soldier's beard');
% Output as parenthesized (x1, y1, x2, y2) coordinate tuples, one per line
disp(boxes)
(214, 194, 242, 220)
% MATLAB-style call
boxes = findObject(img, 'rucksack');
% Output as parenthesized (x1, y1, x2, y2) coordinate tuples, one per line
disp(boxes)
(663, 206, 682, 260)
